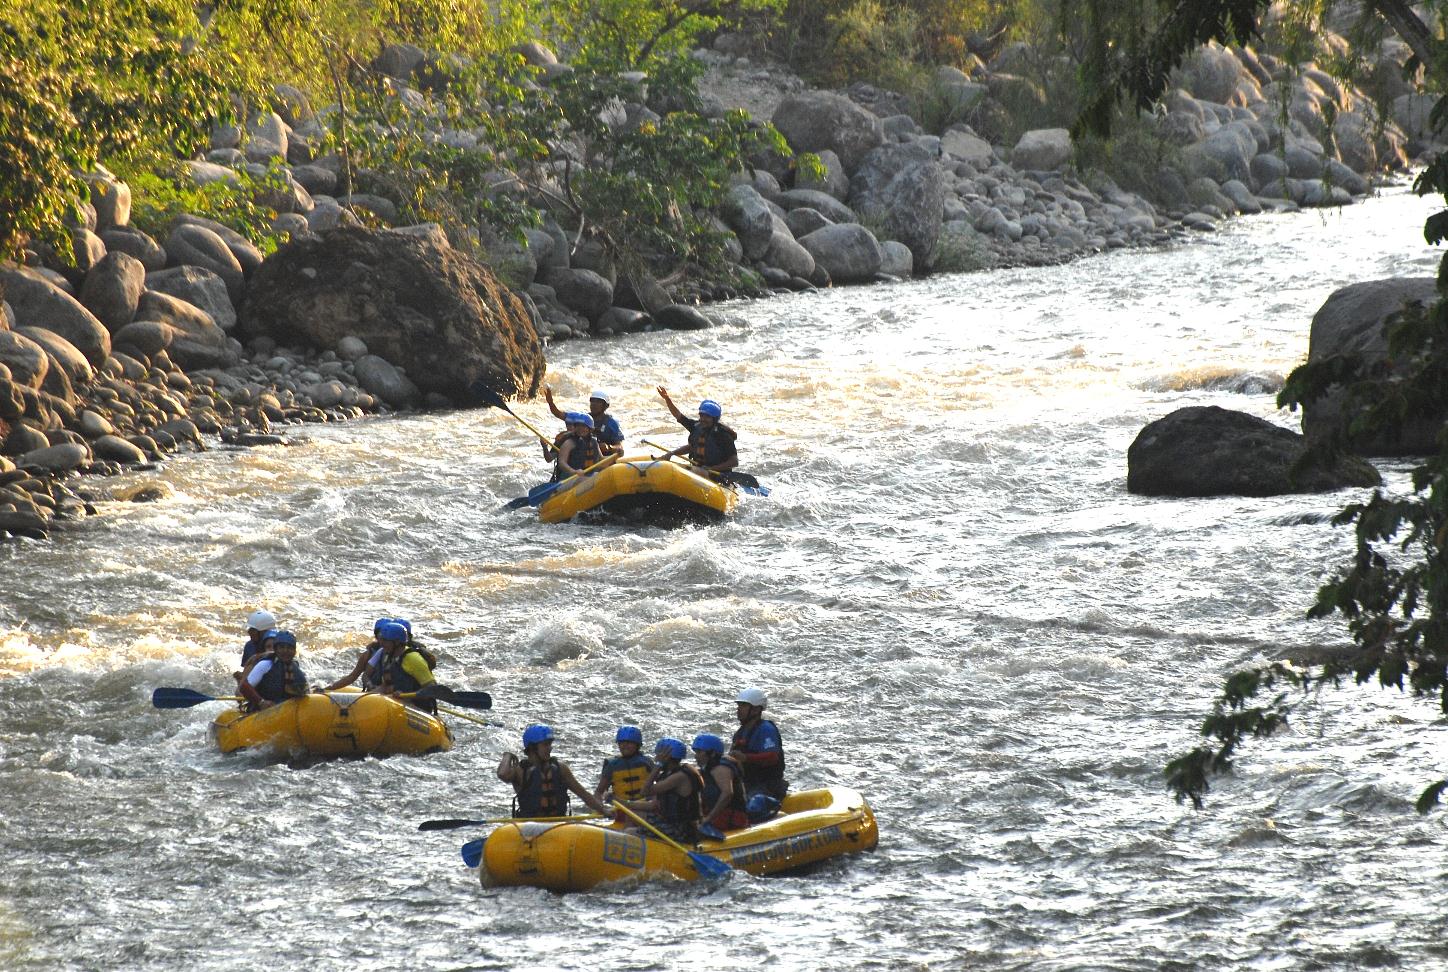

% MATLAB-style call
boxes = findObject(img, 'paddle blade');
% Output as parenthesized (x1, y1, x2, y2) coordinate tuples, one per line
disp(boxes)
(461, 838, 484, 868)
(721, 471, 761, 489)
(689, 850, 732, 880)
(740, 485, 771, 497)
(503, 495, 533, 510)
(466, 380, 510, 412)
(418, 685, 492, 710)
(419, 818, 485, 832)
(151, 687, 217, 709)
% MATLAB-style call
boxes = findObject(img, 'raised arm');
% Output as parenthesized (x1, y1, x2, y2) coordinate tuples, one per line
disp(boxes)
(544, 385, 567, 421)
(657, 386, 685, 423)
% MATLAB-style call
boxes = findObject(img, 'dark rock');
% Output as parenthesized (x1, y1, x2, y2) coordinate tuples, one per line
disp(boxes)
(0, 510, 49, 540)
(16, 328, 92, 385)
(241, 226, 543, 402)
(771, 92, 885, 173)
(3, 422, 49, 456)
(1127, 405, 1380, 496)
(78, 250, 146, 331)
(99, 227, 166, 272)
(1301, 277, 1442, 456)
(165, 223, 245, 299)
(17, 441, 89, 474)
(654, 305, 714, 331)
(0, 266, 111, 367)
(144, 266, 237, 332)
(354, 354, 420, 408)
(775, 189, 856, 224)
(91, 434, 146, 464)
(113, 321, 177, 358)
(798, 223, 883, 284)
(848, 143, 947, 270)
(0, 331, 49, 388)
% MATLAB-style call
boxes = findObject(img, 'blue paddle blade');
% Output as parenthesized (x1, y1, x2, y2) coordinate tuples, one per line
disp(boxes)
(503, 481, 560, 511)
(689, 850, 732, 880)
(151, 687, 217, 709)
(740, 485, 771, 497)
(461, 838, 485, 868)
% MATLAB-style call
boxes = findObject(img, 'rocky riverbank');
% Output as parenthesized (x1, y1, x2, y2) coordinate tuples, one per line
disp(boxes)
(0, 29, 1437, 540)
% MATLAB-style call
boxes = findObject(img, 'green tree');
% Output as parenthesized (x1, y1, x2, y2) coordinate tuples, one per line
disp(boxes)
(1073, 0, 1448, 812)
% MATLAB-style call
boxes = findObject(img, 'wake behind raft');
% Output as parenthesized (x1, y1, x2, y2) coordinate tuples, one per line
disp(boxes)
(474, 786, 878, 892)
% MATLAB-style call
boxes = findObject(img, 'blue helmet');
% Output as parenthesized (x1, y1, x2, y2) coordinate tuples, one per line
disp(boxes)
(394, 617, 413, 634)
(698, 400, 722, 420)
(691, 733, 726, 754)
(746, 793, 781, 819)
(262, 628, 281, 642)
(616, 726, 643, 745)
(376, 621, 407, 644)
(272, 630, 297, 648)
(655, 736, 687, 760)
(575, 412, 595, 430)
(522, 724, 555, 748)
(564, 410, 586, 426)
(373, 617, 395, 635)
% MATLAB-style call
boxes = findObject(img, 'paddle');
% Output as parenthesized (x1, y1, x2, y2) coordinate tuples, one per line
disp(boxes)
(461, 838, 486, 867)
(420, 814, 603, 831)
(639, 439, 770, 496)
(468, 379, 554, 447)
(502, 452, 621, 510)
(612, 801, 732, 880)
(152, 688, 241, 709)
(416, 685, 491, 710)
(435, 703, 505, 728)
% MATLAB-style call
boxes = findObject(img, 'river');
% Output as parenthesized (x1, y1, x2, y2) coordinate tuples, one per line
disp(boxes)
(2, 186, 1444, 971)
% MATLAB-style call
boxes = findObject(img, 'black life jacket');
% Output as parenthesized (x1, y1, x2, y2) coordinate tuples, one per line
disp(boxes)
(240, 635, 267, 666)
(601, 752, 654, 802)
(561, 432, 602, 473)
(514, 756, 570, 818)
(699, 754, 748, 828)
(382, 646, 437, 695)
(255, 658, 306, 703)
(688, 422, 736, 467)
(654, 762, 704, 840)
(732, 717, 787, 798)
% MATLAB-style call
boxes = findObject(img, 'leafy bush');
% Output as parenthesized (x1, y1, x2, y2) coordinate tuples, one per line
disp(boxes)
(124, 168, 289, 254)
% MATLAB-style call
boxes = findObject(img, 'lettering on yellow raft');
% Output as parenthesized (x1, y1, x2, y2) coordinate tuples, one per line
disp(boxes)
(602, 830, 646, 869)
(727, 824, 845, 868)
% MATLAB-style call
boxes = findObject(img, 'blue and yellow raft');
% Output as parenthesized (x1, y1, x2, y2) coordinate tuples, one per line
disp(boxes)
(538, 453, 738, 524)
(211, 692, 453, 758)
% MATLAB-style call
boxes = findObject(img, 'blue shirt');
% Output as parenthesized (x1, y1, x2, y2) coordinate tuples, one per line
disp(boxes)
(596, 414, 623, 446)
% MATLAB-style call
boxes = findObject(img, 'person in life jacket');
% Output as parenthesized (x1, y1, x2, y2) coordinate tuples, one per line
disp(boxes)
(240, 609, 277, 666)
(320, 616, 395, 693)
(594, 725, 656, 813)
(545, 386, 625, 456)
(619, 737, 705, 842)
(238, 630, 308, 711)
(692, 733, 749, 836)
(729, 688, 788, 800)
(372, 620, 440, 713)
(553, 411, 604, 481)
(497, 724, 608, 819)
(655, 387, 738, 475)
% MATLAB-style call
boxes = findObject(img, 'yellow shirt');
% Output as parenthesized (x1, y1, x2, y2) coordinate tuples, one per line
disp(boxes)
(399, 650, 434, 687)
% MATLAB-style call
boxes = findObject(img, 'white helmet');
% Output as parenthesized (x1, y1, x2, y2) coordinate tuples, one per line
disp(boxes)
(589, 389, 611, 405)
(246, 610, 277, 631)
(735, 688, 767, 708)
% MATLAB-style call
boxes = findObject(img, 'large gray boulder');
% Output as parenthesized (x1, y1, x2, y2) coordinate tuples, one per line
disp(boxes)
(113, 320, 177, 358)
(1189, 121, 1257, 184)
(798, 223, 883, 284)
(354, 354, 420, 408)
(0, 267, 111, 367)
(1301, 277, 1442, 455)
(173, 215, 265, 276)
(86, 173, 132, 232)
(1179, 45, 1244, 105)
(775, 189, 856, 224)
(1011, 128, 1073, 171)
(720, 184, 776, 260)
(848, 143, 947, 270)
(771, 92, 885, 173)
(0, 330, 48, 388)
(99, 227, 166, 272)
(537, 266, 613, 324)
(1127, 406, 1380, 496)
(241, 226, 544, 403)
(760, 213, 816, 279)
(879, 240, 914, 277)
(17, 441, 90, 474)
(78, 251, 146, 332)
(145, 266, 237, 332)
(793, 148, 850, 200)
(17, 327, 92, 385)
(165, 223, 245, 300)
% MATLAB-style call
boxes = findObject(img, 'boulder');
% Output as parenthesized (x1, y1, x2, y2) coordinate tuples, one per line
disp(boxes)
(720, 184, 777, 260)
(290, 164, 338, 197)
(1301, 277, 1442, 455)
(78, 251, 146, 331)
(0, 331, 48, 388)
(798, 223, 883, 284)
(594, 307, 651, 334)
(354, 354, 420, 408)
(1127, 406, 1380, 496)
(771, 92, 885, 173)
(4, 421, 49, 455)
(785, 208, 833, 238)
(775, 189, 856, 224)
(654, 305, 714, 331)
(144, 266, 237, 332)
(136, 291, 224, 344)
(17, 441, 90, 474)
(848, 143, 947, 270)
(1011, 128, 1073, 171)
(0, 267, 111, 367)
(537, 266, 613, 324)
(941, 126, 993, 168)
(16, 328, 92, 385)
(172, 215, 264, 276)
(113, 320, 177, 358)
(878, 240, 914, 278)
(761, 216, 816, 279)
(165, 223, 245, 300)
(86, 173, 132, 232)
(793, 148, 850, 200)
(99, 228, 166, 272)
(1180, 45, 1244, 104)
(240, 226, 544, 403)
(183, 160, 242, 188)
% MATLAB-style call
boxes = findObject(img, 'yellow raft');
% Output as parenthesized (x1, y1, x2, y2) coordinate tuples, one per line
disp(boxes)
(480, 786, 877, 891)
(538, 453, 738, 525)
(211, 692, 453, 758)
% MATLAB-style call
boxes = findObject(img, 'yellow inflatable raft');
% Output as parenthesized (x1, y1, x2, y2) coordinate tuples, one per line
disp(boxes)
(480, 786, 877, 891)
(211, 692, 453, 758)
(538, 453, 738, 525)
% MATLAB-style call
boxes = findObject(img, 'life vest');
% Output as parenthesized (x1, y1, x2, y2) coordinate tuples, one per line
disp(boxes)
(654, 762, 704, 840)
(699, 754, 749, 830)
(240, 635, 267, 666)
(383, 647, 431, 694)
(687, 421, 737, 467)
(560, 432, 602, 473)
(601, 753, 654, 802)
(513, 756, 571, 818)
(255, 658, 306, 703)
(360, 642, 383, 690)
(732, 717, 788, 798)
